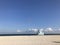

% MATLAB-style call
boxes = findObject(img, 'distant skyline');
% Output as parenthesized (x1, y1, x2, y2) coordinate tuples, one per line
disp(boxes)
(0, 0, 60, 32)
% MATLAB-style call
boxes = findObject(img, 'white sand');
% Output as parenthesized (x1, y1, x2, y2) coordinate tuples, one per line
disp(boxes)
(0, 35, 60, 45)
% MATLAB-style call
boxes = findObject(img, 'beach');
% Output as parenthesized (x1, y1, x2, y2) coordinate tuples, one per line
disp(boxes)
(0, 35, 60, 45)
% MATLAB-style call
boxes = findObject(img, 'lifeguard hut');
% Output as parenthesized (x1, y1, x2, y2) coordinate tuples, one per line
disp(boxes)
(38, 29, 44, 35)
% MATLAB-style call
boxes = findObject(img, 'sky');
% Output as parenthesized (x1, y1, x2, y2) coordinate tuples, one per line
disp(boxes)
(0, 0, 60, 32)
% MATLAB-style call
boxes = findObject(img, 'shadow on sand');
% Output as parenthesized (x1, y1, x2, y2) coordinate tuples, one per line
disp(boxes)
(52, 41, 60, 43)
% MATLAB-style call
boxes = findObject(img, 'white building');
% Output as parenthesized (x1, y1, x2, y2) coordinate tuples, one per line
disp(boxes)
(38, 29, 44, 35)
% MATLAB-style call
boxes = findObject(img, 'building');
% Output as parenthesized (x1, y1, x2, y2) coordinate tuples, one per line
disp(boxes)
(38, 29, 44, 35)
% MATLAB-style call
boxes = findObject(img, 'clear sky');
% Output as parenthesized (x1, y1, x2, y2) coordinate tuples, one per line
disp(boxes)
(0, 0, 60, 32)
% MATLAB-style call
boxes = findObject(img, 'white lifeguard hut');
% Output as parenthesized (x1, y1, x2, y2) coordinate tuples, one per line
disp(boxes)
(38, 29, 44, 35)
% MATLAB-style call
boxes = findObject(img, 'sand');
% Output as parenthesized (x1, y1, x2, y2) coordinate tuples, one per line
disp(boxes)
(0, 35, 60, 45)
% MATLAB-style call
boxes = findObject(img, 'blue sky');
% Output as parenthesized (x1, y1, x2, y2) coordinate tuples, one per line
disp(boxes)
(0, 0, 60, 32)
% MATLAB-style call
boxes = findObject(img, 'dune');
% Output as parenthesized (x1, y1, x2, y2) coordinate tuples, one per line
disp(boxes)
(0, 35, 60, 45)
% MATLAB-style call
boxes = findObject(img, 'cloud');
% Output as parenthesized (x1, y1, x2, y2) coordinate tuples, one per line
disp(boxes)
(45, 28, 53, 32)
(29, 29, 38, 32)
(58, 28, 60, 31)
(17, 29, 21, 32)
(39, 29, 44, 31)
